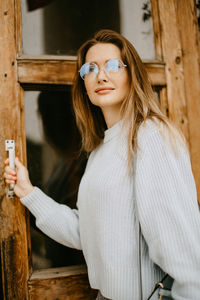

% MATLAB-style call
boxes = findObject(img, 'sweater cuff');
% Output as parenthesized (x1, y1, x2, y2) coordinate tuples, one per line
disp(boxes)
(20, 186, 58, 219)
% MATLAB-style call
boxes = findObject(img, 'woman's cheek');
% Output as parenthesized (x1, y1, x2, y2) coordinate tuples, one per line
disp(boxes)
(86, 87, 95, 104)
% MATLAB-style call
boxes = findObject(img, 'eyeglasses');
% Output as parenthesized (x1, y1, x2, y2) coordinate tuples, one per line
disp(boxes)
(79, 59, 127, 80)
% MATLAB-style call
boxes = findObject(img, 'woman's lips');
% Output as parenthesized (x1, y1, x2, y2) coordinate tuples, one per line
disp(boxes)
(95, 87, 114, 94)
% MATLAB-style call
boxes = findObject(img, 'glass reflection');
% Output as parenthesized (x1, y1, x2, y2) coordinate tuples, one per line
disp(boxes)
(21, 0, 155, 59)
(25, 88, 87, 270)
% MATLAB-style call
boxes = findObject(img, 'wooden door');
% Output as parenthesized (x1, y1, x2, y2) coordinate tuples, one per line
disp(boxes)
(0, 0, 199, 299)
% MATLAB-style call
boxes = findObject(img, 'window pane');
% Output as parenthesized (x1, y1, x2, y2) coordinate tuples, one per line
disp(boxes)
(24, 88, 87, 270)
(21, 0, 155, 59)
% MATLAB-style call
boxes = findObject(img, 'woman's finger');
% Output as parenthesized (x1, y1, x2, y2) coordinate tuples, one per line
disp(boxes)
(4, 158, 9, 164)
(5, 179, 16, 184)
(3, 172, 17, 180)
(4, 166, 16, 175)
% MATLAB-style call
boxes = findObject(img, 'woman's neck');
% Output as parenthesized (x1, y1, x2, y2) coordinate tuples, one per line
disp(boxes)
(101, 105, 121, 128)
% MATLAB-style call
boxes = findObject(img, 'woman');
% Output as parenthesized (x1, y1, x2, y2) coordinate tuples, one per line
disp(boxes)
(4, 30, 200, 299)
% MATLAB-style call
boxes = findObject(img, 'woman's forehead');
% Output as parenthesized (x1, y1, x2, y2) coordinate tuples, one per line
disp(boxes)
(85, 43, 122, 63)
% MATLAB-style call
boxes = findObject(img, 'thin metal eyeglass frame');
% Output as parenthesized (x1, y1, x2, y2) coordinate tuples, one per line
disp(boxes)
(79, 59, 127, 80)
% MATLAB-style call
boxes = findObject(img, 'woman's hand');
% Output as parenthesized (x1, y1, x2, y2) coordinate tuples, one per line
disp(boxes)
(4, 158, 34, 198)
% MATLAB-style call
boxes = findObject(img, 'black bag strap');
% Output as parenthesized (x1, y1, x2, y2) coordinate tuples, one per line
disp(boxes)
(147, 273, 169, 300)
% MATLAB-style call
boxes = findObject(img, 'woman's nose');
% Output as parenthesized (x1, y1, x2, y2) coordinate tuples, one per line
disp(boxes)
(97, 67, 109, 82)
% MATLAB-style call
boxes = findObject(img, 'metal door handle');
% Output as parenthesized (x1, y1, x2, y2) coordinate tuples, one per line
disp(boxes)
(5, 140, 16, 198)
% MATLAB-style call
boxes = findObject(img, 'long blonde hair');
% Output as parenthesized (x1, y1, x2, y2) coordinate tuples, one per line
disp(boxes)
(72, 29, 181, 165)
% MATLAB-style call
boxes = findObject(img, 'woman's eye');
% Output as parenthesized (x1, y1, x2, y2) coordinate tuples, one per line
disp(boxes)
(89, 64, 97, 73)
(106, 60, 119, 72)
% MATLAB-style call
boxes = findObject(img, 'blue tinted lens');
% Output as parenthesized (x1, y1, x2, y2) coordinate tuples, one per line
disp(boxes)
(106, 59, 120, 72)
(80, 62, 98, 79)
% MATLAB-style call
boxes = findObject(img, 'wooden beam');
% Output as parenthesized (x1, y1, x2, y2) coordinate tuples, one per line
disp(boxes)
(158, 0, 200, 202)
(160, 86, 168, 117)
(17, 56, 166, 86)
(158, 0, 189, 140)
(28, 265, 97, 300)
(0, 0, 30, 299)
(176, 0, 200, 201)
(17, 56, 77, 85)
(145, 61, 166, 85)
(150, 0, 163, 60)
(15, 0, 22, 55)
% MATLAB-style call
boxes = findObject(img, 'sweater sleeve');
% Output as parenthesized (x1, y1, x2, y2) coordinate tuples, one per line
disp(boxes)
(21, 187, 82, 250)
(135, 127, 200, 300)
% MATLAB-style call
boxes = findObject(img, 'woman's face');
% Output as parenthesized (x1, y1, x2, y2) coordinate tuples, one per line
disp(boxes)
(83, 43, 130, 116)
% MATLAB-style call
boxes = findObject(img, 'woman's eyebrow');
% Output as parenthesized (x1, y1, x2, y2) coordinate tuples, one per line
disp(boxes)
(84, 60, 98, 64)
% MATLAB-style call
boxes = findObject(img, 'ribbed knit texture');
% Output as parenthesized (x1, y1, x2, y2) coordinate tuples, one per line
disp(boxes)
(21, 119, 200, 300)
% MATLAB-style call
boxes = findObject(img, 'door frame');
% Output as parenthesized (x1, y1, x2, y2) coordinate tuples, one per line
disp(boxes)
(0, 0, 199, 299)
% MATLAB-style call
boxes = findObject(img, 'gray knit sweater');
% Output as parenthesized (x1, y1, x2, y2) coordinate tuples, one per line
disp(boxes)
(21, 119, 200, 300)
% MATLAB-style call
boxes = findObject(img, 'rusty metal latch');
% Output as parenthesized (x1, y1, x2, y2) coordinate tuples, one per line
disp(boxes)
(5, 140, 16, 198)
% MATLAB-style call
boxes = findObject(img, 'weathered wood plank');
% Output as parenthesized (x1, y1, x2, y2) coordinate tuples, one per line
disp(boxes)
(158, 0, 200, 202)
(28, 265, 97, 300)
(145, 61, 166, 85)
(176, 0, 200, 201)
(150, 0, 163, 60)
(17, 57, 77, 85)
(158, 0, 189, 140)
(160, 86, 168, 117)
(15, 0, 22, 55)
(0, 0, 30, 299)
(17, 56, 166, 86)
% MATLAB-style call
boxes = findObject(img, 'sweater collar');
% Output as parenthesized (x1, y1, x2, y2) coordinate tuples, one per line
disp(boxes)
(104, 120, 123, 143)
